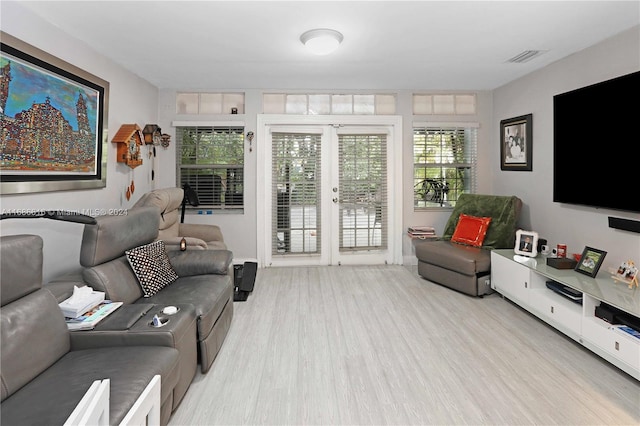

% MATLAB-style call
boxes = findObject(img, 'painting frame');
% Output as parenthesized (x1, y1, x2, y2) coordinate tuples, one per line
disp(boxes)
(0, 32, 109, 194)
(575, 246, 607, 278)
(500, 113, 532, 171)
(514, 229, 538, 257)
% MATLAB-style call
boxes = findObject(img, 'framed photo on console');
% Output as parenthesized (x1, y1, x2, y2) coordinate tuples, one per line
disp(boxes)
(514, 229, 538, 257)
(575, 246, 607, 277)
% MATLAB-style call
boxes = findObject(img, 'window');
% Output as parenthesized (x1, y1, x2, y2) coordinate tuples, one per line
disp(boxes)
(176, 126, 244, 210)
(412, 94, 476, 115)
(262, 93, 396, 115)
(176, 92, 244, 114)
(413, 125, 477, 209)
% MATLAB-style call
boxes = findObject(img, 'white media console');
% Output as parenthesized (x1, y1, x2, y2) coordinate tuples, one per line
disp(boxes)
(491, 249, 640, 380)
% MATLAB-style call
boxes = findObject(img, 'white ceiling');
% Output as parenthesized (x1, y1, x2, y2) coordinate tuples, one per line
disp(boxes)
(16, 1, 640, 91)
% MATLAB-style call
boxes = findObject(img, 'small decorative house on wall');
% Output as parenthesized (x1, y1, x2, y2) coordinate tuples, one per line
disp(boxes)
(112, 124, 144, 168)
(142, 124, 162, 146)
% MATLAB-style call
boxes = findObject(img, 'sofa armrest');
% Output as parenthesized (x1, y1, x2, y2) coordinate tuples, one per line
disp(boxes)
(46, 272, 88, 303)
(179, 223, 224, 243)
(167, 249, 233, 276)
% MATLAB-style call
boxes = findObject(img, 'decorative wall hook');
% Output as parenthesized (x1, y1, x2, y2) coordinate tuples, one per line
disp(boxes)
(161, 133, 171, 149)
(247, 131, 255, 152)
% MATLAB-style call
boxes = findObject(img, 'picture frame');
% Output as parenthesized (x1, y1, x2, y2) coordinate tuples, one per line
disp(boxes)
(614, 260, 638, 284)
(500, 113, 532, 171)
(514, 229, 538, 257)
(0, 32, 109, 194)
(575, 246, 607, 277)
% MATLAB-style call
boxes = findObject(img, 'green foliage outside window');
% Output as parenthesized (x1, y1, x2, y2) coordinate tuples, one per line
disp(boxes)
(176, 126, 244, 209)
(413, 127, 476, 209)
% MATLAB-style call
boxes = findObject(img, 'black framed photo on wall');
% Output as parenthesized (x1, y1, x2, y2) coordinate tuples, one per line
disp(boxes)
(500, 113, 532, 171)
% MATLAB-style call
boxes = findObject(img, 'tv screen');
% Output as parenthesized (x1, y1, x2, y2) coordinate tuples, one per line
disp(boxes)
(553, 71, 640, 213)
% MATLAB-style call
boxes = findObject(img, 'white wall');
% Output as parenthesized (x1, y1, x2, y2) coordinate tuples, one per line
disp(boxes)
(0, 2, 160, 281)
(491, 26, 640, 273)
(156, 89, 260, 264)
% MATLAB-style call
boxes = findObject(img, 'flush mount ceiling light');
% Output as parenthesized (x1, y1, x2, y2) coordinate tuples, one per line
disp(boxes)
(300, 28, 343, 55)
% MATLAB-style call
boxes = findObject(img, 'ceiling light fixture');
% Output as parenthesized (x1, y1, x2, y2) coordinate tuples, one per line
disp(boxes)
(300, 28, 343, 55)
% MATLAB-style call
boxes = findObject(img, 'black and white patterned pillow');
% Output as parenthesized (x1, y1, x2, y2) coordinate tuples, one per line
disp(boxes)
(125, 240, 179, 297)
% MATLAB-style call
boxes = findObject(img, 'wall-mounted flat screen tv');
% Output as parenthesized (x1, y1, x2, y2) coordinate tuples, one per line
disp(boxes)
(553, 70, 640, 213)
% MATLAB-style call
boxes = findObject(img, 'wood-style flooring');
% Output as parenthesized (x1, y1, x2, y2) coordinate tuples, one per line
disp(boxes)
(168, 265, 640, 425)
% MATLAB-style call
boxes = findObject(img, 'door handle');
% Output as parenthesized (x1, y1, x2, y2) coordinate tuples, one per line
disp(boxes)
(333, 197, 338, 203)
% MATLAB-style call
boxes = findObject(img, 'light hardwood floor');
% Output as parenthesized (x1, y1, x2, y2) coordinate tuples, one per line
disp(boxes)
(169, 265, 640, 425)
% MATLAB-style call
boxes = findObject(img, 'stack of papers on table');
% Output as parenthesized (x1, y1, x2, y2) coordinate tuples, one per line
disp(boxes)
(66, 302, 123, 331)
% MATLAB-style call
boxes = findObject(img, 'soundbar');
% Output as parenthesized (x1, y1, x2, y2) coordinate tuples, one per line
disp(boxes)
(608, 216, 640, 234)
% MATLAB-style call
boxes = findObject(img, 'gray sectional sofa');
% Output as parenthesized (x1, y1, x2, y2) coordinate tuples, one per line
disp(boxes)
(2, 206, 235, 425)
(77, 206, 235, 375)
(0, 235, 181, 425)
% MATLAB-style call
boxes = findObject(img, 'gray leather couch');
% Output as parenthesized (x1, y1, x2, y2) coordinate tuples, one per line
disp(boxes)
(0, 234, 181, 426)
(77, 206, 234, 375)
(133, 187, 227, 251)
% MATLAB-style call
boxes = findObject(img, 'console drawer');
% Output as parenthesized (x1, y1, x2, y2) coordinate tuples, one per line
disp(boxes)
(582, 317, 640, 370)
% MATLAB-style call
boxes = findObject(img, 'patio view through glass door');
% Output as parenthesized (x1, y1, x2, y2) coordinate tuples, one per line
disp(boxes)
(271, 132, 322, 257)
(334, 130, 387, 260)
(268, 125, 390, 266)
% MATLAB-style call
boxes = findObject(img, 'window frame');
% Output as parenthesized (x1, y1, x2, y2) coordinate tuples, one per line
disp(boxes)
(412, 122, 478, 210)
(174, 122, 245, 211)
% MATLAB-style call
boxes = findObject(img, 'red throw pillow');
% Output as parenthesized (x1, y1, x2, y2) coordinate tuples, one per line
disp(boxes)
(451, 213, 492, 247)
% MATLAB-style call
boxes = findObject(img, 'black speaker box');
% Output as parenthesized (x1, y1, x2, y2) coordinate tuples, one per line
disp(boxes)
(240, 261, 257, 292)
(595, 304, 615, 323)
(233, 261, 257, 302)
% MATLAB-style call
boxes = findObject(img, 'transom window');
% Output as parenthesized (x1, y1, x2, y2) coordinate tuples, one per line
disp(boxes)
(413, 124, 478, 209)
(176, 126, 244, 210)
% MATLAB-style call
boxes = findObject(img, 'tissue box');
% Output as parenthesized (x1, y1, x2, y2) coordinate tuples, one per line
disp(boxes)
(59, 289, 105, 318)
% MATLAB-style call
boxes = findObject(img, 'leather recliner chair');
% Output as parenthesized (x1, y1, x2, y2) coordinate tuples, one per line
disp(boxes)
(414, 193, 523, 297)
(78, 207, 234, 374)
(132, 186, 226, 251)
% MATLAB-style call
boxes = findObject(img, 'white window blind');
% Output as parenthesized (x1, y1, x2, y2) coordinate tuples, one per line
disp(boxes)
(338, 133, 387, 251)
(271, 132, 321, 255)
(176, 126, 244, 210)
(413, 125, 477, 209)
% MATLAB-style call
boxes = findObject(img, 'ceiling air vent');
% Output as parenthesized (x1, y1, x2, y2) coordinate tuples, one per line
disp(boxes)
(507, 50, 546, 63)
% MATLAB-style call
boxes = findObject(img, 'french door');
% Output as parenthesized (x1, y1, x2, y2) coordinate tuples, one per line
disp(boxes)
(257, 115, 402, 267)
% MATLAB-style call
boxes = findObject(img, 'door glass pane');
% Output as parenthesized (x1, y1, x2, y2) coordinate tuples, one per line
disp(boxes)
(338, 133, 387, 251)
(271, 133, 321, 255)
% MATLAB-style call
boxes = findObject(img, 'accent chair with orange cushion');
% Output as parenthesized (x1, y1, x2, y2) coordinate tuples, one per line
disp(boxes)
(414, 193, 522, 296)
